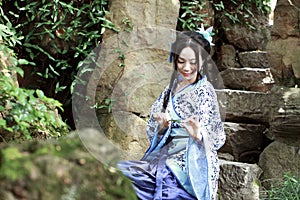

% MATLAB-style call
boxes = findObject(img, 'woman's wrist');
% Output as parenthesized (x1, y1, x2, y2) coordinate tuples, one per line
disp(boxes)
(192, 132, 203, 144)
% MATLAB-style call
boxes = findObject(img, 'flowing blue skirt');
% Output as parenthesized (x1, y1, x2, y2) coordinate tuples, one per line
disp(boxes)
(118, 149, 197, 200)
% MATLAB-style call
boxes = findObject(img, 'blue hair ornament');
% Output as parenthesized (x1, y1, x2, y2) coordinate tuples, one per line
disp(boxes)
(196, 24, 215, 46)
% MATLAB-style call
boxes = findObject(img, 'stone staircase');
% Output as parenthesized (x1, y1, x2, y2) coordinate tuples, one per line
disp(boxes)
(216, 50, 275, 199)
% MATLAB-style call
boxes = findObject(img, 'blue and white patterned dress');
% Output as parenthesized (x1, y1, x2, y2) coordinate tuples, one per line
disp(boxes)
(118, 76, 226, 200)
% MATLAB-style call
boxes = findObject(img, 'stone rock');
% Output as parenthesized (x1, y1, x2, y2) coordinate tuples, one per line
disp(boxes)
(218, 160, 263, 200)
(258, 141, 300, 188)
(266, 0, 300, 85)
(220, 122, 269, 163)
(111, 60, 172, 117)
(238, 51, 270, 68)
(271, 1, 300, 38)
(98, 112, 149, 160)
(268, 87, 300, 146)
(267, 37, 300, 85)
(218, 153, 235, 161)
(105, 0, 180, 36)
(217, 89, 270, 123)
(0, 132, 137, 199)
(220, 12, 269, 51)
(221, 68, 275, 92)
(95, 0, 179, 116)
(219, 44, 240, 70)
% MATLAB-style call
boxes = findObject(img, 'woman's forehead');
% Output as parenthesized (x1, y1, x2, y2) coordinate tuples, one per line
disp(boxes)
(179, 47, 196, 60)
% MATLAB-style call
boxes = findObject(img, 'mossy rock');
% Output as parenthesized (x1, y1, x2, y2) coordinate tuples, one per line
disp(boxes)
(0, 132, 137, 200)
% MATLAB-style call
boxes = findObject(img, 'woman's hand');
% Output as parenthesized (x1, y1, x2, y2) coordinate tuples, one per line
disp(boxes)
(153, 113, 171, 131)
(181, 115, 203, 143)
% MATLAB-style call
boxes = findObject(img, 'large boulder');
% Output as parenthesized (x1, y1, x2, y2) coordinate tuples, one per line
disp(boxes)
(266, 0, 300, 85)
(219, 4, 270, 51)
(98, 112, 149, 160)
(95, 0, 180, 107)
(258, 141, 300, 188)
(267, 37, 300, 85)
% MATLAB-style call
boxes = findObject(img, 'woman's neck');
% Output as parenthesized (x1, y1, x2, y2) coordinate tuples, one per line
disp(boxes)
(173, 79, 191, 94)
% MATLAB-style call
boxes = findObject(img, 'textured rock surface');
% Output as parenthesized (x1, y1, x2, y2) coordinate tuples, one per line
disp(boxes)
(0, 131, 137, 200)
(219, 44, 240, 70)
(219, 11, 269, 51)
(221, 68, 275, 92)
(258, 141, 300, 188)
(238, 51, 270, 68)
(94, 0, 179, 118)
(220, 122, 269, 163)
(217, 89, 270, 123)
(268, 87, 300, 146)
(218, 160, 263, 200)
(266, 0, 300, 85)
(98, 112, 149, 160)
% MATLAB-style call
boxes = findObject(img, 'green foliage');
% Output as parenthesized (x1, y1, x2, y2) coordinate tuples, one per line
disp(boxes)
(261, 173, 300, 200)
(213, 0, 271, 30)
(178, 0, 271, 31)
(121, 17, 134, 32)
(0, 72, 70, 141)
(92, 98, 115, 113)
(0, 11, 69, 142)
(0, 137, 137, 199)
(2, 0, 117, 102)
(178, 0, 209, 31)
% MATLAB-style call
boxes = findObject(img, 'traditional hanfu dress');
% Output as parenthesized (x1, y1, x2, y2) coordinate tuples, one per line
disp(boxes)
(118, 76, 226, 200)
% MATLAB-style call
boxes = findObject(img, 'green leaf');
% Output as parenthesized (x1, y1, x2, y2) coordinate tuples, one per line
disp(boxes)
(14, 67, 24, 77)
(0, 119, 7, 127)
(36, 89, 44, 98)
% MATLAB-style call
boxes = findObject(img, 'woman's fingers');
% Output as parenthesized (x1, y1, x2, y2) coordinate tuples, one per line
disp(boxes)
(153, 113, 171, 128)
(183, 115, 199, 126)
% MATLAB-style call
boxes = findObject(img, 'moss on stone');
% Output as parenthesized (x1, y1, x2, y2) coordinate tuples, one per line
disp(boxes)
(0, 147, 32, 181)
(0, 134, 138, 199)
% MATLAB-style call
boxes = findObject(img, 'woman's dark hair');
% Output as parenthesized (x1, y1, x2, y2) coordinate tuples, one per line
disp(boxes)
(162, 31, 211, 111)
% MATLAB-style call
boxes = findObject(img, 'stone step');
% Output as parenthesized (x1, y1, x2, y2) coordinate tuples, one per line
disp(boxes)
(218, 160, 262, 200)
(216, 89, 270, 123)
(238, 51, 270, 69)
(220, 68, 275, 92)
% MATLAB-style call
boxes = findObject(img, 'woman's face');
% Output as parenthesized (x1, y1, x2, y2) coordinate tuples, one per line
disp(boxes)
(176, 47, 199, 84)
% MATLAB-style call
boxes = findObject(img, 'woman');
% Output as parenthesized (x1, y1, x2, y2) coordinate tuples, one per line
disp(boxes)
(118, 28, 226, 200)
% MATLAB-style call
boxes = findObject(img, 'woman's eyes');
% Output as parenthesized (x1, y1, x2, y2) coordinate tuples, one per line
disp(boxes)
(177, 60, 196, 65)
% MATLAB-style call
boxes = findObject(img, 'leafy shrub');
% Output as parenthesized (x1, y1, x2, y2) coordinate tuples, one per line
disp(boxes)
(0, 6, 69, 142)
(2, 0, 116, 101)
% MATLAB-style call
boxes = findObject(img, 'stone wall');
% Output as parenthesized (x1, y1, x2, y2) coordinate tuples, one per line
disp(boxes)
(258, 0, 300, 189)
